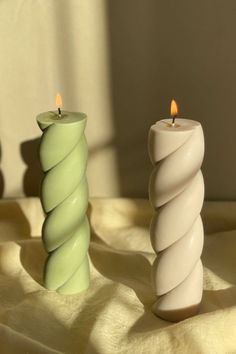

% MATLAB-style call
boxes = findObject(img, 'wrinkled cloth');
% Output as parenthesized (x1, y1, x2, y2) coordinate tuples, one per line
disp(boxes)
(0, 198, 236, 354)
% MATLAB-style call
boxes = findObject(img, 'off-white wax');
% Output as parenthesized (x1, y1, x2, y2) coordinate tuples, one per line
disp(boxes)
(148, 118, 205, 322)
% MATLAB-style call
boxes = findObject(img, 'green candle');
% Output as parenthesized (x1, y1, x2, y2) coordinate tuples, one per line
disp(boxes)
(37, 99, 90, 295)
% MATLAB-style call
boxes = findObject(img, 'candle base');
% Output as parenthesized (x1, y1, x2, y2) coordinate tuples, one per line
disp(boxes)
(56, 256, 90, 295)
(152, 302, 200, 322)
(151, 260, 203, 322)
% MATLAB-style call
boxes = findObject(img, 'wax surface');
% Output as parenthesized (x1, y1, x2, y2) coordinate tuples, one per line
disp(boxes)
(37, 110, 90, 294)
(148, 118, 204, 322)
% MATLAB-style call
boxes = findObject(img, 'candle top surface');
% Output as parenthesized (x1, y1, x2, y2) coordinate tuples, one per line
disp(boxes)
(37, 111, 86, 126)
(153, 118, 201, 132)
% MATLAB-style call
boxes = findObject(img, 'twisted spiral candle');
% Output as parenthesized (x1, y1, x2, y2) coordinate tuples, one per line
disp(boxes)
(37, 111, 90, 295)
(148, 118, 204, 322)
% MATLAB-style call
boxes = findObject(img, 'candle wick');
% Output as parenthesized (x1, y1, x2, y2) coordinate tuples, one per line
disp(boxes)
(171, 115, 177, 127)
(58, 107, 62, 118)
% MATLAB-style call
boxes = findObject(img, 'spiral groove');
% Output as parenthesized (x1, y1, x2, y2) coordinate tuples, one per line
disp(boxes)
(38, 116, 90, 295)
(149, 121, 204, 321)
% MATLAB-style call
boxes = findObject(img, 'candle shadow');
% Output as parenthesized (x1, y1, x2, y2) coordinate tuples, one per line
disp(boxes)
(128, 303, 202, 334)
(201, 287, 236, 314)
(0, 201, 31, 242)
(0, 248, 80, 353)
(0, 261, 100, 353)
(129, 287, 236, 335)
(3, 199, 45, 285)
(0, 172, 4, 198)
(87, 202, 154, 310)
(202, 202, 236, 235)
(18, 238, 46, 287)
(0, 143, 4, 198)
(106, 1, 169, 197)
(202, 230, 236, 285)
(72, 283, 118, 353)
(88, 199, 236, 335)
(106, 1, 236, 200)
(20, 138, 43, 197)
(89, 241, 154, 306)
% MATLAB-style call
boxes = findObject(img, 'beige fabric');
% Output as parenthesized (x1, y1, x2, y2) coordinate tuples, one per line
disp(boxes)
(0, 198, 236, 353)
(1, 0, 236, 199)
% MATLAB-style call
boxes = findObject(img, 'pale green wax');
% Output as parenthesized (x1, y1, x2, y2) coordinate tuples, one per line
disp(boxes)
(37, 110, 90, 295)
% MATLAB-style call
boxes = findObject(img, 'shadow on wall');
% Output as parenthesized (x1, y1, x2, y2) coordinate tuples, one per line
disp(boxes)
(107, 1, 236, 199)
(18, 2, 80, 198)
(0, 144, 4, 197)
(0, 174, 4, 198)
(0, 201, 31, 241)
(21, 138, 43, 196)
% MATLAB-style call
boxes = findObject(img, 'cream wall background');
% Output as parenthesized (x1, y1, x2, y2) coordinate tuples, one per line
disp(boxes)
(0, 0, 235, 199)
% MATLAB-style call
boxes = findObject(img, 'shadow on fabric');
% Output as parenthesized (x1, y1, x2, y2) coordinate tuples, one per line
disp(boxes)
(72, 283, 119, 353)
(87, 202, 155, 311)
(87, 200, 236, 334)
(18, 238, 46, 287)
(201, 287, 236, 314)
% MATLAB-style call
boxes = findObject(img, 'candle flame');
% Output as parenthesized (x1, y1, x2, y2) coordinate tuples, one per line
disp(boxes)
(170, 99, 178, 117)
(56, 93, 62, 109)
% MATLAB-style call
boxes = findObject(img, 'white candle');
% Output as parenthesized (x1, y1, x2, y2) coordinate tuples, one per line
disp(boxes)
(148, 100, 204, 322)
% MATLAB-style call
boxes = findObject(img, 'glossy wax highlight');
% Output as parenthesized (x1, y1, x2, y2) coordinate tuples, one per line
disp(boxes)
(148, 118, 205, 322)
(37, 110, 90, 295)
